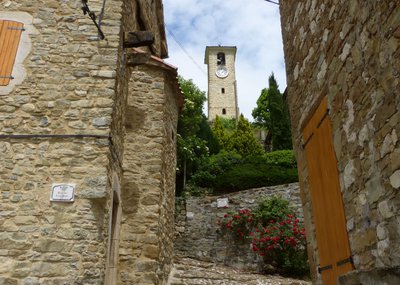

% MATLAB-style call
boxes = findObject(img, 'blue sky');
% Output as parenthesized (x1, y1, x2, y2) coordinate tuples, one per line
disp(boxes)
(163, 0, 286, 120)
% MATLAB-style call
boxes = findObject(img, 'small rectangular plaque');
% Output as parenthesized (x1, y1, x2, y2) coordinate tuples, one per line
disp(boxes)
(50, 183, 76, 202)
(217, 198, 229, 208)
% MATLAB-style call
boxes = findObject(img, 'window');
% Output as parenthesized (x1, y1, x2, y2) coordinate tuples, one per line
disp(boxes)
(217, 52, 225, 65)
(222, 108, 226, 115)
(221, 88, 225, 94)
(0, 20, 24, 86)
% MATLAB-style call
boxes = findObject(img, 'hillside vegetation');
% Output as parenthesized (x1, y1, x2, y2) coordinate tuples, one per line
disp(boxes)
(176, 75, 297, 196)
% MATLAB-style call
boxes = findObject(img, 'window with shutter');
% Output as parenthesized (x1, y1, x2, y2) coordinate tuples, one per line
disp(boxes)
(0, 20, 24, 86)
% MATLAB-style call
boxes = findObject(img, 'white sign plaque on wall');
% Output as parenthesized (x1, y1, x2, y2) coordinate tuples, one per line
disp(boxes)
(217, 198, 229, 208)
(50, 183, 76, 202)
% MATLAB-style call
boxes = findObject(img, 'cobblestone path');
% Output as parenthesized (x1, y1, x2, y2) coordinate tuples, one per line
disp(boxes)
(168, 255, 312, 285)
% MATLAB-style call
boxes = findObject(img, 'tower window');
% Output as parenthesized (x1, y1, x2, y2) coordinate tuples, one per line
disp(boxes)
(221, 88, 225, 94)
(217, 52, 225, 65)
(222, 108, 226, 115)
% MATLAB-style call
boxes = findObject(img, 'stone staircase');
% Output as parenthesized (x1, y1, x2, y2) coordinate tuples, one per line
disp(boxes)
(168, 255, 312, 285)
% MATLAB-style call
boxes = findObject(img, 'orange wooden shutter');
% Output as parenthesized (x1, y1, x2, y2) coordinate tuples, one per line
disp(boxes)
(303, 97, 353, 284)
(0, 20, 24, 86)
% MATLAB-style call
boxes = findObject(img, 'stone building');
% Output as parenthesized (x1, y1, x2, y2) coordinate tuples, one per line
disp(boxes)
(204, 46, 239, 121)
(0, 1, 182, 285)
(279, 1, 399, 285)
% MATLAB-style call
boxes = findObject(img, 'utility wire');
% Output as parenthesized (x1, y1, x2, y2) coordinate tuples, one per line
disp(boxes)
(265, 0, 279, 5)
(165, 25, 207, 76)
(137, 0, 207, 76)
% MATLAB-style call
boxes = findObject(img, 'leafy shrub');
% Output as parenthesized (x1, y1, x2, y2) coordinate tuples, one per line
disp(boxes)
(190, 170, 216, 188)
(214, 163, 298, 193)
(182, 184, 211, 197)
(219, 209, 256, 240)
(206, 151, 243, 175)
(250, 214, 308, 276)
(253, 196, 293, 226)
(186, 150, 298, 195)
(263, 150, 297, 168)
(219, 196, 309, 277)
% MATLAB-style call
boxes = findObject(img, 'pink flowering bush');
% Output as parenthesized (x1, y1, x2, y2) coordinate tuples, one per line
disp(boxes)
(219, 197, 309, 277)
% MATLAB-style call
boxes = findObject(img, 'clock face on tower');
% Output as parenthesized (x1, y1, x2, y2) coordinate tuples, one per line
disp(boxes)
(216, 66, 229, 78)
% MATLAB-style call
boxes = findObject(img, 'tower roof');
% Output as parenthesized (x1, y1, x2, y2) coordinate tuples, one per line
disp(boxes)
(204, 46, 237, 64)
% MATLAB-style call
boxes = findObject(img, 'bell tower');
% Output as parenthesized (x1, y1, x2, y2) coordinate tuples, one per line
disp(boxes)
(204, 46, 239, 121)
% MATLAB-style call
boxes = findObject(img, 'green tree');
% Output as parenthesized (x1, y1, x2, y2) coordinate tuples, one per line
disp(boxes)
(176, 77, 218, 193)
(252, 74, 292, 150)
(230, 114, 263, 157)
(220, 117, 236, 134)
(177, 77, 207, 138)
(212, 116, 231, 150)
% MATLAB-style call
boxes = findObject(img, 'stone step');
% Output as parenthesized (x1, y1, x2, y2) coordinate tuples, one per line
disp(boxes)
(168, 256, 311, 285)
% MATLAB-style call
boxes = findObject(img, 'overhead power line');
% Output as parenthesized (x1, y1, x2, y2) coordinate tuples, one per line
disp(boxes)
(165, 25, 207, 76)
(265, 0, 279, 5)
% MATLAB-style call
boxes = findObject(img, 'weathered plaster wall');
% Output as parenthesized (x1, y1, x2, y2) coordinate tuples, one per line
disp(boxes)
(280, 1, 399, 284)
(175, 183, 303, 272)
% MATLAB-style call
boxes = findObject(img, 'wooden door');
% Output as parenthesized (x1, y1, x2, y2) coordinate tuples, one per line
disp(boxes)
(302, 97, 353, 284)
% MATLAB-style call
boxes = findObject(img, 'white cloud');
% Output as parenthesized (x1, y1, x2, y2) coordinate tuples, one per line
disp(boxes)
(164, 0, 286, 120)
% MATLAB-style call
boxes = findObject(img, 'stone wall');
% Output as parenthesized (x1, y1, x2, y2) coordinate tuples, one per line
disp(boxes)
(279, 1, 399, 284)
(0, 1, 123, 284)
(174, 183, 302, 272)
(0, 1, 181, 284)
(118, 63, 179, 284)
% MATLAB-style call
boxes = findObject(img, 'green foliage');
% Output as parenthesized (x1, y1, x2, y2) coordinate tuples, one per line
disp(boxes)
(214, 162, 298, 193)
(263, 150, 297, 168)
(178, 77, 207, 138)
(190, 151, 242, 189)
(219, 117, 237, 134)
(230, 114, 263, 157)
(187, 150, 298, 194)
(213, 115, 263, 157)
(181, 184, 211, 197)
(177, 75, 297, 196)
(253, 196, 293, 226)
(251, 215, 309, 277)
(212, 116, 232, 150)
(190, 170, 216, 188)
(252, 73, 292, 150)
(176, 77, 219, 194)
(197, 115, 220, 155)
(219, 209, 256, 240)
(219, 197, 309, 277)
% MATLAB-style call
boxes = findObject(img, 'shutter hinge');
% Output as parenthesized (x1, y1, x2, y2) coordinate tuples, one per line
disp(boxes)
(0, 76, 14, 79)
(337, 256, 353, 267)
(7, 27, 25, 31)
(318, 256, 353, 274)
(302, 132, 314, 149)
(317, 109, 330, 128)
(318, 264, 333, 273)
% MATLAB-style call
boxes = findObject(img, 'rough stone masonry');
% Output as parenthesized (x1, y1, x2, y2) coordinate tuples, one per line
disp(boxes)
(0, 1, 182, 284)
(280, 1, 399, 285)
(175, 183, 303, 273)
